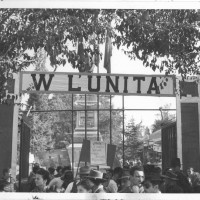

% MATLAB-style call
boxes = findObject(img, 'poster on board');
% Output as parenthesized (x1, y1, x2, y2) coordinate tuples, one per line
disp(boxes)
(90, 141, 107, 165)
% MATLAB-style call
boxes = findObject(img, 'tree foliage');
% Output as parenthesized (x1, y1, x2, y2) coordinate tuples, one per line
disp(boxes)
(1, 9, 200, 95)
(115, 10, 200, 78)
(28, 94, 74, 154)
(98, 95, 123, 145)
(151, 104, 176, 132)
(26, 48, 74, 153)
(123, 118, 144, 161)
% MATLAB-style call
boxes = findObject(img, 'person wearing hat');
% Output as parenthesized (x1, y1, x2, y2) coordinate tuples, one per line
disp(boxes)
(170, 158, 192, 193)
(161, 169, 183, 193)
(48, 167, 70, 192)
(28, 163, 40, 191)
(65, 165, 91, 193)
(87, 169, 107, 193)
(77, 179, 94, 193)
(118, 170, 132, 193)
(142, 173, 163, 193)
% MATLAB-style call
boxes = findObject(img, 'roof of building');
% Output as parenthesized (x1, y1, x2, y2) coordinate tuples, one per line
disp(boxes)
(149, 129, 161, 143)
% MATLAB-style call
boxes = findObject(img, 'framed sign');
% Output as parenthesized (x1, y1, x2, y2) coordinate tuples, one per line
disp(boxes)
(90, 141, 107, 165)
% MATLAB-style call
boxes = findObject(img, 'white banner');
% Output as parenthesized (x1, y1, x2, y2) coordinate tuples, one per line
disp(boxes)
(20, 72, 175, 96)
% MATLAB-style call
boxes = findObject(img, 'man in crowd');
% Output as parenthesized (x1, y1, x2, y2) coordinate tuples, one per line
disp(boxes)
(87, 169, 106, 193)
(105, 167, 123, 193)
(48, 167, 55, 183)
(48, 166, 69, 192)
(170, 158, 192, 193)
(0, 168, 15, 192)
(118, 169, 132, 193)
(54, 166, 63, 178)
(65, 165, 91, 193)
(161, 169, 183, 193)
(129, 166, 145, 193)
(28, 163, 40, 191)
(142, 173, 162, 193)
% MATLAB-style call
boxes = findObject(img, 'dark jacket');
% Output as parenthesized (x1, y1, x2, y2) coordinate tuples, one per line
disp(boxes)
(118, 186, 132, 193)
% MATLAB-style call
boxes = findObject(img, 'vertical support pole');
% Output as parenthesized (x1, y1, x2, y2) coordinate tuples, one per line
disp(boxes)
(110, 95, 112, 144)
(176, 78, 182, 163)
(122, 95, 125, 167)
(71, 94, 74, 177)
(97, 94, 99, 141)
(97, 43, 100, 142)
(11, 73, 20, 179)
(85, 94, 87, 166)
(85, 94, 87, 140)
(18, 118, 23, 192)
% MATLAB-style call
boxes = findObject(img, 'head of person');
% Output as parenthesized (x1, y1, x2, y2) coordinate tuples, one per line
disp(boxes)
(161, 170, 178, 185)
(119, 170, 131, 189)
(62, 170, 73, 181)
(32, 163, 40, 174)
(35, 168, 49, 189)
(113, 167, 123, 180)
(154, 167, 162, 175)
(2, 168, 11, 180)
(187, 167, 194, 177)
(79, 166, 91, 180)
(102, 173, 110, 188)
(142, 174, 162, 193)
(48, 167, 55, 176)
(56, 166, 63, 176)
(77, 179, 94, 193)
(87, 169, 106, 187)
(61, 166, 71, 179)
(106, 169, 113, 180)
(61, 170, 74, 189)
(130, 166, 144, 187)
(170, 158, 181, 172)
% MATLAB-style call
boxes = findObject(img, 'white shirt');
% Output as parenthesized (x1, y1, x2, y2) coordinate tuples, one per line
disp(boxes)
(65, 180, 79, 193)
(106, 179, 118, 193)
(48, 177, 63, 190)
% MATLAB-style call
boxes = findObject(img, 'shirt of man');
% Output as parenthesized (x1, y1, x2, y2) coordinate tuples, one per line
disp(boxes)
(105, 179, 118, 193)
(48, 177, 63, 191)
(93, 184, 107, 193)
(0, 177, 15, 192)
(65, 180, 77, 193)
(132, 185, 144, 193)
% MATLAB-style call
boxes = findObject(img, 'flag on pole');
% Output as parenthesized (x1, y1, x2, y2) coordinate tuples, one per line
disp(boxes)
(104, 30, 112, 73)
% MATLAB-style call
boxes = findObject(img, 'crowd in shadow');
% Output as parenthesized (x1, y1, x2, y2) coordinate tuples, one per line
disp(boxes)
(0, 158, 200, 193)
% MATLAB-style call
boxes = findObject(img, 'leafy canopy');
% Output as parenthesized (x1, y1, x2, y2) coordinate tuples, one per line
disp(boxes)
(1, 9, 200, 96)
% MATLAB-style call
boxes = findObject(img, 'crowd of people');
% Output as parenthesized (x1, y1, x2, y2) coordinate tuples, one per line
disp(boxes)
(1, 157, 200, 193)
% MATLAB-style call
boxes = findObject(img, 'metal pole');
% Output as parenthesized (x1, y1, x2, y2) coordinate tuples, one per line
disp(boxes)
(71, 94, 74, 177)
(110, 95, 112, 144)
(122, 95, 125, 167)
(97, 94, 100, 141)
(97, 43, 100, 141)
(85, 94, 87, 140)
(18, 118, 23, 192)
(85, 94, 87, 166)
(26, 108, 176, 113)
